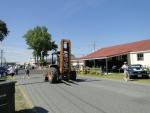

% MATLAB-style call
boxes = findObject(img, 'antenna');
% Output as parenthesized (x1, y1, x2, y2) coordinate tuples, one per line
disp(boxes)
(93, 41, 96, 52)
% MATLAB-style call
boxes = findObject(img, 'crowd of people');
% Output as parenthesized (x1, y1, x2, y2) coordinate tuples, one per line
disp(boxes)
(2, 63, 31, 79)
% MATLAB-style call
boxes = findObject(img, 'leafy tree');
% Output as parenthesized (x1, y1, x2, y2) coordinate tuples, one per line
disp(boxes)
(23, 26, 57, 65)
(0, 20, 9, 41)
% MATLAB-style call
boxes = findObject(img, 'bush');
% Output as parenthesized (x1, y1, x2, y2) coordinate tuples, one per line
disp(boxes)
(40, 59, 47, 66)
(76, 68, 102, 76)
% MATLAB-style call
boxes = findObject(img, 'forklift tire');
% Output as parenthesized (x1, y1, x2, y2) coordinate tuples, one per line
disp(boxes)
(70, 71, 77, 81)
(50, 67, 58, 83)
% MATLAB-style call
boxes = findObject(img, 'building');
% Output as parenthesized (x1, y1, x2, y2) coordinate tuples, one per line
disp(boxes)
(73, 39, 150, 72)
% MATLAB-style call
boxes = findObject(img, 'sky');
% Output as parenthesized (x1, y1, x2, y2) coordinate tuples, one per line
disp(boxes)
(0, 0, 150, 62)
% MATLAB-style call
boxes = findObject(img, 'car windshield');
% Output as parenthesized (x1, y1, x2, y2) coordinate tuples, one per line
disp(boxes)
(130, 65, 143, 70)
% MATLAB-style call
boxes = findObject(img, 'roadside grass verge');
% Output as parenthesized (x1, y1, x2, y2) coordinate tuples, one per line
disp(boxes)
(0, 75, 35, 113)
(133, 79, 150, 84)
(78, 72, 150, 84)
(15, 86, 35, 113)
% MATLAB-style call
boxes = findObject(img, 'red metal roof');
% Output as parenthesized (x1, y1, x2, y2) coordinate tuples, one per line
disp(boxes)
(80, 39, 150, 60)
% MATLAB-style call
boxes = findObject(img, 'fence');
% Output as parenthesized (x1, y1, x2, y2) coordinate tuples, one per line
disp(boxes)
(0, 81, 16, 113)
(76, 67, 103, 75)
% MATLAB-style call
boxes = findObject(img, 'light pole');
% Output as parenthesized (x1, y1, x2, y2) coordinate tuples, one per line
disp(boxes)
(1, 49, 3, 67)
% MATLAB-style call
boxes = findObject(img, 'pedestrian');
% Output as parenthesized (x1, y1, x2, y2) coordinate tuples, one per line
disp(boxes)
(8, 65, 15, 79)
(14, 65, 18, 75)
(121, 62, 129, 82)
(44, 65, 51, 81)
(112, 65, 117, 72)
(25, 64, 30, 79)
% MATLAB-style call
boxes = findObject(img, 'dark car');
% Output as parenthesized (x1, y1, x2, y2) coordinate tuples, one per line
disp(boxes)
(0, 67, 8, 77)
(128, 64, 149, 79)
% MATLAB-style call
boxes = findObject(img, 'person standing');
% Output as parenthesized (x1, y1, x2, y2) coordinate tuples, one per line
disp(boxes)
(8, 65, 15, 79)
(14, 65, 18, 75)
(25, 64, 30, 79)
(121, 62, 129, 82)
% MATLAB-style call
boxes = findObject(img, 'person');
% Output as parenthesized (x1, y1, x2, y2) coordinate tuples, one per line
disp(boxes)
(25, 64, 30, 79)
(121, 62, 129, 82)
(112, 65, 117, 72)
(8, 65, 15, 79)
(43, 65, 51, 81)
(14, 65, 18, 75)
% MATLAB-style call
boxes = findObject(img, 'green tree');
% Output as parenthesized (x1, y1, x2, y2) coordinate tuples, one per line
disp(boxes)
(23, 26, 57, 65)
(0, 20, 9, 41)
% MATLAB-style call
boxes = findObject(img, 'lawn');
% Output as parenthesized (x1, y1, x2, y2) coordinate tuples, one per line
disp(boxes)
(78, 72, 150, 84)
(15, 86, 35, 113)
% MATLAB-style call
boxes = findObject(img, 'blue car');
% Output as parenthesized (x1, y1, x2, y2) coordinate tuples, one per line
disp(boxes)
(128, 64, 149, 79)
(0, 67, 8, 77)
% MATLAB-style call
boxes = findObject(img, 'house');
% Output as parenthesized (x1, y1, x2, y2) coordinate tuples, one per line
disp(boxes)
(73, 39, 150, 72)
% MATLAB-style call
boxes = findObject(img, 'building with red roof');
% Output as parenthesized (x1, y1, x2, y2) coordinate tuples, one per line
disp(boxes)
(72, 39, 150, 72)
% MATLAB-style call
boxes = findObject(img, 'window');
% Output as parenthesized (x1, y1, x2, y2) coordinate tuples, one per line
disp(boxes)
(137, 53, 144, 61)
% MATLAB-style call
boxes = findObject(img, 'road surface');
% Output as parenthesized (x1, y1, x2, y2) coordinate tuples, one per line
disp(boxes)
(16, 71, 150, 113)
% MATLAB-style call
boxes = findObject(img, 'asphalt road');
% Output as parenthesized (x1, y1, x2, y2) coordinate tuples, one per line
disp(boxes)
(16, 70, 150, 113)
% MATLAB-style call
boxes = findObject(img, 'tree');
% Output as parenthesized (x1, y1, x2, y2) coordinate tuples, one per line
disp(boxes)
(0, 20, 9, 42)
(23, 26, 58, 65)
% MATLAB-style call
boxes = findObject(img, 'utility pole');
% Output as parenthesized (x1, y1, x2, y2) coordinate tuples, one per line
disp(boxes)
(93, 41, 96, 52)
(1, 49, 3, 67)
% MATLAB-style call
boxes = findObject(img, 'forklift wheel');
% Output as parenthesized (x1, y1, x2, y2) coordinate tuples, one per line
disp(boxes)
(50, 67, 58, 83)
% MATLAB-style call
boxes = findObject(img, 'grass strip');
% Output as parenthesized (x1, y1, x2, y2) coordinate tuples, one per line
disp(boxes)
(78, 72, 150, 84)
(15, 85, 35, 113)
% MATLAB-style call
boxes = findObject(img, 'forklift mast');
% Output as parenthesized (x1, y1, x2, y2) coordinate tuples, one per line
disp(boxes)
(47, 39, 76, 83)
(60, 39, 71, 75)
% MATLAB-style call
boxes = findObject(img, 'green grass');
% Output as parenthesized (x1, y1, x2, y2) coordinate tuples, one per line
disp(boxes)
(15, 86, 35, 113)
(78, 72, 150, 84)
(100, 73, 123, 80)
(133, 79, 150, 84)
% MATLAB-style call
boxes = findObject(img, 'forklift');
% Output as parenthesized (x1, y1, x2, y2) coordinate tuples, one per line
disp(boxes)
(45, 39, 77, 83)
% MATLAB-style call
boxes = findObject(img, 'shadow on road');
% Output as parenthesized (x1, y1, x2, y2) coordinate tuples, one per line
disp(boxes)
(18, 81, 47, 86)
(68, 80, 79, 85)
(34, 107, 49, 113)
(58, 78, 101, 86)
(129, 79, 139, 81)
(16, 106, 48, 113)
(16, 77, 101, 86)
(129, 78, 150, 81)
(76, 78, 101, 83)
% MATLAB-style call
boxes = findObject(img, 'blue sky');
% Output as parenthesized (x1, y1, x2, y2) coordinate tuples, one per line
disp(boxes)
(0, 0, 150, 62)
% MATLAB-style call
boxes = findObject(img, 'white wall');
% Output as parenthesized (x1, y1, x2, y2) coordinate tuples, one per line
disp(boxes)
(129, 50, 150, 68)
(71, 60, 85, 66)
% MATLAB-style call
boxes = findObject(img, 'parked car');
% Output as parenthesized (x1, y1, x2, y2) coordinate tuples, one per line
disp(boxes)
(0, 67, 8, 77)
(128, 64, 149, 79)
(17, 65, 25, 70)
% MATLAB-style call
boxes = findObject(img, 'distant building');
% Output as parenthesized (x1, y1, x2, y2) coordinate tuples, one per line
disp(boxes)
(72, 39, 150, 72)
